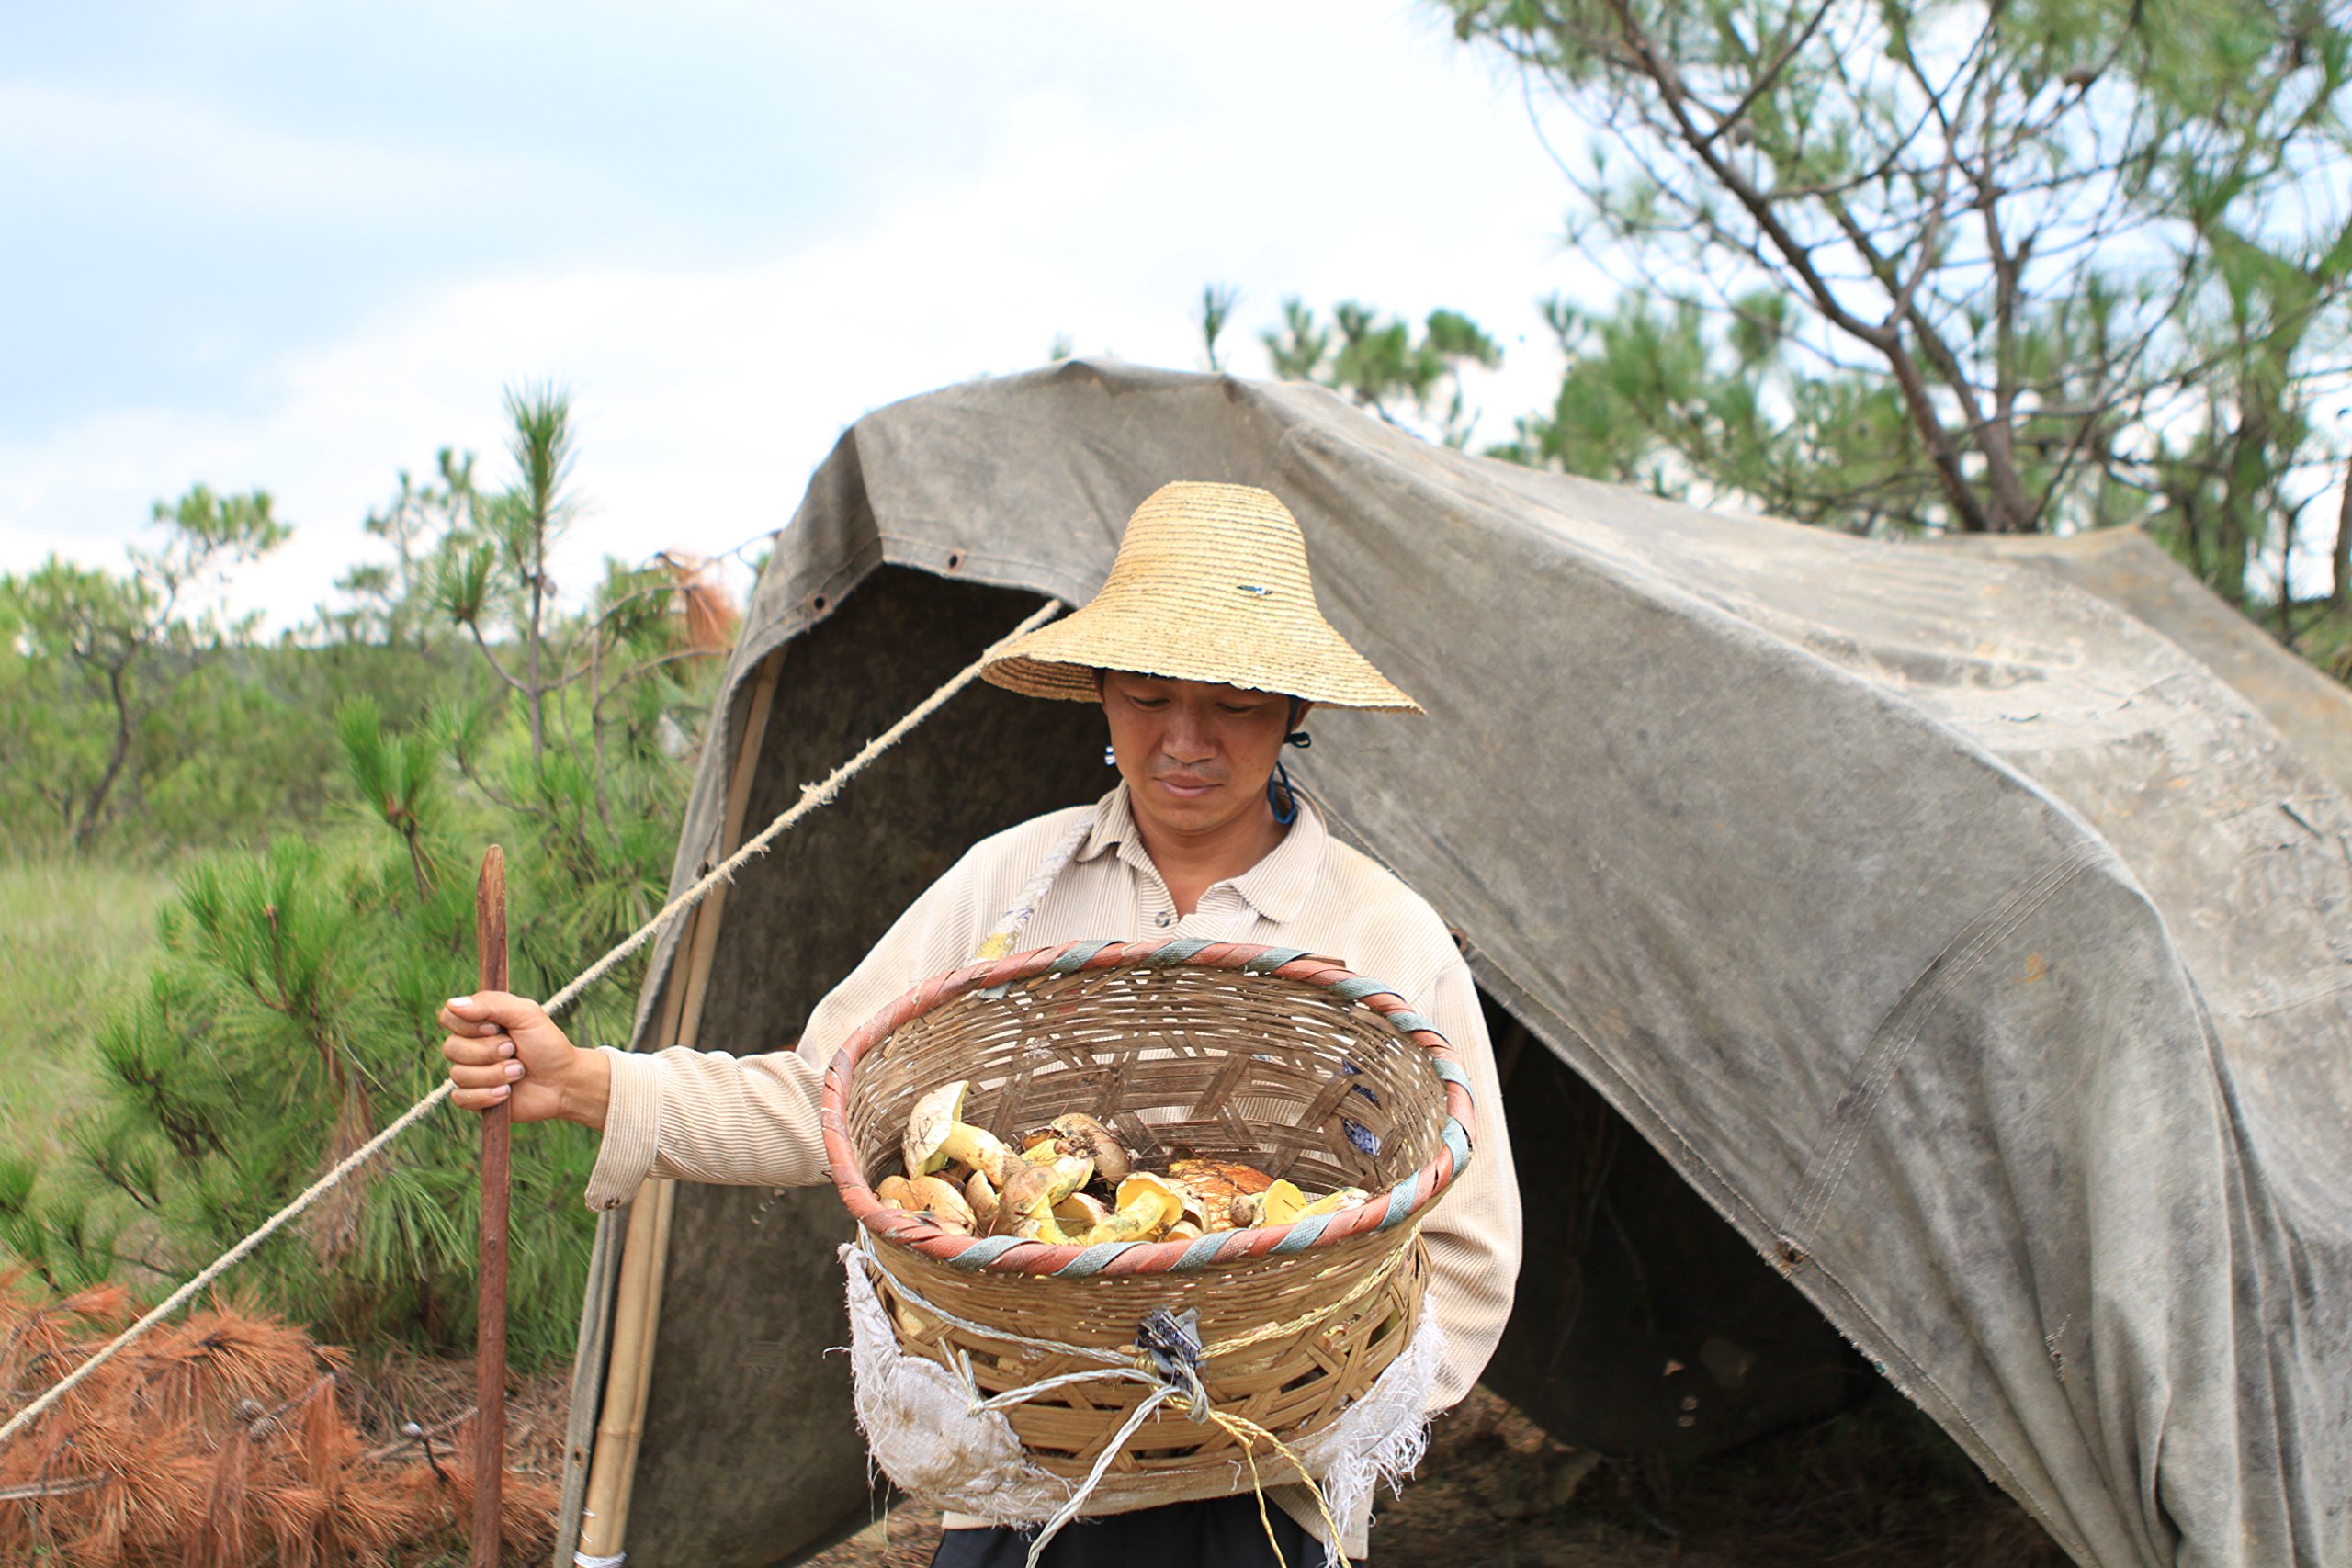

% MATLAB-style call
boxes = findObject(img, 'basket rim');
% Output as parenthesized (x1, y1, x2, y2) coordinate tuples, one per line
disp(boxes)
(820, 937, 1477, 1278)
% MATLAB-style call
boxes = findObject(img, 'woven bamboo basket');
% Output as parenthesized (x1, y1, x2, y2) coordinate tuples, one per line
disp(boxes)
(820, 937, 1478, 1509)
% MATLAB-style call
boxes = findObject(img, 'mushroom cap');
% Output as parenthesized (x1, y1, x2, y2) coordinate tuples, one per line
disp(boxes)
(1053, 1192, 1113, 1231)
(903, 1080, 972, 1177)
(1297, 1186, 1371, 1218)
(908, 1174, 975, 1231)
(1169, 1157, 1276, 1199)
(1114, 1172, 1185, 1233)
(1048, 1112, 1135, 1185)
(875, 1174, 917, 1210)
(1259, 1179, 1308, 1226)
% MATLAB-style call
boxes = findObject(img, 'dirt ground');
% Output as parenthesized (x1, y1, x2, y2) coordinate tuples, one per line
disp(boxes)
(804, 1382, 2068, 1568)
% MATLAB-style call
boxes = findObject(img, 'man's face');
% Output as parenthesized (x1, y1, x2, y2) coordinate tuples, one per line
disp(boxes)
(1100, 671, 1303, 840)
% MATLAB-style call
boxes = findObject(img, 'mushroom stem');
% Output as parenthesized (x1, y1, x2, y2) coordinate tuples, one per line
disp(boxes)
(991, 1153, 1095, 1240)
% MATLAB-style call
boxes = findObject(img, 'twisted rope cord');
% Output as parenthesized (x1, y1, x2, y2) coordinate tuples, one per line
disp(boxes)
(0, 597, 1064, 1454)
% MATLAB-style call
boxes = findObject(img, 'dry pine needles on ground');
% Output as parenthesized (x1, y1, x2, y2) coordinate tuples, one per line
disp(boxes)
(0, 1269, 560, 1567)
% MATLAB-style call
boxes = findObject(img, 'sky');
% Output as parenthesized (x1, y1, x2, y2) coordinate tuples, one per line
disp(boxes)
(1, 1, 1607, 627)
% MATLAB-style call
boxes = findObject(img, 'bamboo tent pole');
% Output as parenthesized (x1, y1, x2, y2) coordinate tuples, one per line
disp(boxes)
(573, 650, 784, 1565)
(474, 846, 512, 1568)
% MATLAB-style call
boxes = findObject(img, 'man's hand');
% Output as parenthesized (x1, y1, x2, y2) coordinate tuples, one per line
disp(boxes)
(439, 992, 611, 1131)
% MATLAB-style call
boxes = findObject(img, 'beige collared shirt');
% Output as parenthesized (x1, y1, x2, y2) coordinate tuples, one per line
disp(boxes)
(584, 783, 1521, 1551)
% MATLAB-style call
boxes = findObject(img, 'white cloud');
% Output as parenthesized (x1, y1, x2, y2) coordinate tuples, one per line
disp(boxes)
(2, 14, 1606, 627)
(0, 78, 536, 222)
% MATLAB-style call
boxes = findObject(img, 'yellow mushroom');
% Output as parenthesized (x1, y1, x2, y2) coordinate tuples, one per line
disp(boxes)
(1257, 1179, 1309, 1226)
(1297, 1187, 1371, 1218)
(1054, 1192, 1113, 1233)
(904, 1081, 1015, 1182)
(875, 1174, 917, 1210)
(1078, 1171, 1186, 1245)
(1167, 1220, 1204, 1242)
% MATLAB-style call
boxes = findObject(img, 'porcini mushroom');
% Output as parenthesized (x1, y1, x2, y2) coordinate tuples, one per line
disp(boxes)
(903, 1081, 1015, 1181)
(989, 1152, 1095, 1241)
(965, 1169, 999, 1231)
(875, 1175, 917, 1210)
(1046, 1112, 1135, 1186)
(907, 1175, 976, 1233)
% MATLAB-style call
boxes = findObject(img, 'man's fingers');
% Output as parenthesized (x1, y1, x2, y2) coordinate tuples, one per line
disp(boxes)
(445, 991, 547, 1032)
(453, 1084, 514, 1112)
(440, 1033, 516, 1066)
(450, 1060, 525, 1091)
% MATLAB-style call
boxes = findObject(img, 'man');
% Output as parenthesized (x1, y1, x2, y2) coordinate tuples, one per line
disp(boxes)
(440, 482, 1521, 1564)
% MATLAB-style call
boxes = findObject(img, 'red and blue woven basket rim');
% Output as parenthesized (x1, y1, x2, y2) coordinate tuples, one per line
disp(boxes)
(821, 937, 1477, 1279)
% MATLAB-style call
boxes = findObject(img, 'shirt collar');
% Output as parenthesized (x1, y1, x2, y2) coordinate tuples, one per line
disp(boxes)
(1078, 781, 1327, 924)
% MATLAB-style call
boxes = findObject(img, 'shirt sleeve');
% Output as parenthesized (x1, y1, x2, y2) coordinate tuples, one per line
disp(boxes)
(1412, 950, 1523, 1410)
(580, 842, 990, 1212)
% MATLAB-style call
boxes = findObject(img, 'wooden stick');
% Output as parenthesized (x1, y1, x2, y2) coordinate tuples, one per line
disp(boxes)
(473, 846, 511, 1568)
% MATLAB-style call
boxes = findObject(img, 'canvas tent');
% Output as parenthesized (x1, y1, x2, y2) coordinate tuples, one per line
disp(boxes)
(556, 361, 2352, 1568)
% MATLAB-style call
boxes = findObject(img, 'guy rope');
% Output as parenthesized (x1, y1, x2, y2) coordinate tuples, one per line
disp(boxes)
(0, 598, 1064, 1455)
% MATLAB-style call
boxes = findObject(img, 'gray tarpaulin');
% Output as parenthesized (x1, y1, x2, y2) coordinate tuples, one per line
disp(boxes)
(565, 361, 2350, 1568)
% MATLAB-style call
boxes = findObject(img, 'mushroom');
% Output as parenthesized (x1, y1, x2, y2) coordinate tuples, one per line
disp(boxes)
(1046, 1112, 1135, 1186)
(903, 1081, 1015, 1181)
(875, 1175, 917, 1210)
(989, 1152, 1095, 1241)
(1054, 1192, 1113, 1233)
(907, 1175, 976, 1233)
(965, 1169, 1000, 1232)
(1167, 1220, 1204, 1242)
(1079, 1171, 1186, 1245)
(1169, 1157, 1278, 1233)
(1256, 1179, 1309, 1227)
(1297, 1187, 1371, 1218)
(1170, 1157, 1275, 1200)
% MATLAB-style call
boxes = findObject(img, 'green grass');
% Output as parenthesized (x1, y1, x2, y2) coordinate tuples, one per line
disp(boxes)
(0, 854, 177, 1161)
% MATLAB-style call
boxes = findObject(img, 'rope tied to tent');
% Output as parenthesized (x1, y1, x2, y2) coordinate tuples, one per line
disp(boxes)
(0, 597, 1065, 1456)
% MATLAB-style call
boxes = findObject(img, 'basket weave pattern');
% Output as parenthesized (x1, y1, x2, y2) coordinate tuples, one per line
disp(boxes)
(821, 939, 1476, 1499)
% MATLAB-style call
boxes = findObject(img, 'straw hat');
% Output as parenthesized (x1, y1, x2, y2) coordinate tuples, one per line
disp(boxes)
(982, 482, 1421, 712)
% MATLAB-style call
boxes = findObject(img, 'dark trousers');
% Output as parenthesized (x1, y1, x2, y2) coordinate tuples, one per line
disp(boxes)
(930, 1496, 1363, 1567)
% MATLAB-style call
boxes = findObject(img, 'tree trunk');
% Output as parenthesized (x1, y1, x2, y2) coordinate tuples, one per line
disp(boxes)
(2333, 454, 2351, 612)
(73, 664, 137, 850)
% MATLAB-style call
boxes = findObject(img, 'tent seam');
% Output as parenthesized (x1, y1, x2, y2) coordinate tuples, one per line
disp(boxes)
(1793, 847, 2103, 1235)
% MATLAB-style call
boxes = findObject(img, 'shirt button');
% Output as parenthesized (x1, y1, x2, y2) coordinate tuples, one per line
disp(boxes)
(1156, 912, 1172, 927)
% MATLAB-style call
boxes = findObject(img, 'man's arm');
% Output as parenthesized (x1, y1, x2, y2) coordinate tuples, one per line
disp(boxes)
(571, 840, 991, 1212)
(1410, 953, 1524, 1407)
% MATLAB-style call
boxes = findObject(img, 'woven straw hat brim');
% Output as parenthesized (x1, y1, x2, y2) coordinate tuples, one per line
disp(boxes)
(981, 482, 1422, 713)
